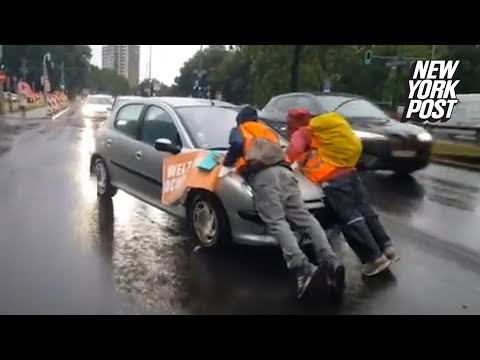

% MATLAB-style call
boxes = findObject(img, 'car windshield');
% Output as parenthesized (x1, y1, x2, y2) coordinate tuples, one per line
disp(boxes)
(317, 96, 389, 119)
(86, 96, 112, 105)
(175, 106, 287, 150)
(114, 98, 134, 108)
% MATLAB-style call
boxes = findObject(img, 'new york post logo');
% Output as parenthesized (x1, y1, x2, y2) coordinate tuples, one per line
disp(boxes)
(401, 60, 460, 123)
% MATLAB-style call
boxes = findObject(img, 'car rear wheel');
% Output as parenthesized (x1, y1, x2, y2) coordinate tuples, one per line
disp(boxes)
(94, 158, 118, 198)
(187, 191, 231, 249)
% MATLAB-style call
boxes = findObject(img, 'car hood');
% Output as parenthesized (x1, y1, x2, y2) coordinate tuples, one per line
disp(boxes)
(84, 104, 110, 112)
(347, 116, 426, 137)
(211, 149, 324, 202)
(293, 169, 325, 201)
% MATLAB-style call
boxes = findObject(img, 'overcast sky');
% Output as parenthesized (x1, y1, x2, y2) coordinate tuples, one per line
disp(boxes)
(89, 45, 202, 85)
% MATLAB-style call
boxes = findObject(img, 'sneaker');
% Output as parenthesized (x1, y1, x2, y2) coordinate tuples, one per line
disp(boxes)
(321, 258, 345, 300)
(362, 255, 392, 277)
(295, 263, 319, 299)
(384, 246, 400, 262)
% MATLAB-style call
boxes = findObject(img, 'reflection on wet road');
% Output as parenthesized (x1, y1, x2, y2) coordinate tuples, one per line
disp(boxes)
(1, 107, 480, 314)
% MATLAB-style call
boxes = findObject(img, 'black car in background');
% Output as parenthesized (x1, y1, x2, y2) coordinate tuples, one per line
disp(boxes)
(259, 92, 434, 175)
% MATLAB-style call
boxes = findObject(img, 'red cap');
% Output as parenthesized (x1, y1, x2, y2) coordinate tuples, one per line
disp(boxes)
(287, 107, 313, 120)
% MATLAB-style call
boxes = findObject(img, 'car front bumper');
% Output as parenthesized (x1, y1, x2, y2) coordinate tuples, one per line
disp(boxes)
(228, 201, 336, 247)
(359, 137, 432, 171)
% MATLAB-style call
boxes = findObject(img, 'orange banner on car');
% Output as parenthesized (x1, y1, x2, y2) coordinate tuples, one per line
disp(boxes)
(161, 150, 223, 206)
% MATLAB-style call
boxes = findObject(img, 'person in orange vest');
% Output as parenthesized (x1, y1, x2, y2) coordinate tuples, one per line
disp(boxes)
(223, 106, 345, 299)
(286, 107, 398, 277)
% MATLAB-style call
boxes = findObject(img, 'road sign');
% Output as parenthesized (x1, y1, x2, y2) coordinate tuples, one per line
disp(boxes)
(153, 81, 161, 92)
(364, 50, 372, 65)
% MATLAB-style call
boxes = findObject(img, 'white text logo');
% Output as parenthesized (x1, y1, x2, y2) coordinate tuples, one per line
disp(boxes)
(401, 60, 460, 123)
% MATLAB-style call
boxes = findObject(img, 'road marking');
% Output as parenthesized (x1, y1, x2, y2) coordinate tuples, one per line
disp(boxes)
(52, 107, 70, 120)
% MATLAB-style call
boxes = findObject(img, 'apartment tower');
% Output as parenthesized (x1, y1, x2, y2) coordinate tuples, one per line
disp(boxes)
(101, 45, 140, 88)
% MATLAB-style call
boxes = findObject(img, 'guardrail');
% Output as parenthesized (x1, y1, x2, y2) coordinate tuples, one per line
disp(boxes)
(418, 123, 480, 141)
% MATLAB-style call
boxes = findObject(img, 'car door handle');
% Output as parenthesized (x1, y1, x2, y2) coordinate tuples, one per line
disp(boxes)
(106, 139, 112, 147)
(136, 151, 142, 159)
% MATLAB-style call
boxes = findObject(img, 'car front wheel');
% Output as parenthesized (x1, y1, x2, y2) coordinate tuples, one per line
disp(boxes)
(187, 191, 231, 249)
(94, 158, 118, 198)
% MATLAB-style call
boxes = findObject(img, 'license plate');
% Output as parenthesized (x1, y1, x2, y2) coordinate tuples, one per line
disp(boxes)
(392, 150, 416, 158)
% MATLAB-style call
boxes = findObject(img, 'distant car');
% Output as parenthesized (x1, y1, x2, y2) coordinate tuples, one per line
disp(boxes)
(416, 97, 480, 140)
(82, 94, 113, 119)
(260, 92, 434, 176)
(90, 97, 338, 249)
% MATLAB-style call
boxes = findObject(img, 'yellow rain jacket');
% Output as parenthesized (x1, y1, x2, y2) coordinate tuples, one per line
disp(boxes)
(293, 112, 362, 184)
(309, 112, 363, 168)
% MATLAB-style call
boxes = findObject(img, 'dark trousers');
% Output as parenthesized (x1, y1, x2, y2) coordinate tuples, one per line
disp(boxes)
(322, 172, 391, 264)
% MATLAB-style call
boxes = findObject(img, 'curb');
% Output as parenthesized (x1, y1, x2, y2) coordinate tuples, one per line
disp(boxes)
(430, 157, 480, 172)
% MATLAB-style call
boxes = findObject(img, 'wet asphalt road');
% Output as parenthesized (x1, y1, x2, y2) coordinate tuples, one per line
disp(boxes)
(1, 107, 480, 315)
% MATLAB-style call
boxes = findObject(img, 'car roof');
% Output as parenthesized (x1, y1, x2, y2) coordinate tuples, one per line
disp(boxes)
(130, 96, 237, 108)
(116, 95, 143, 100)
(273, 91, 364, 99)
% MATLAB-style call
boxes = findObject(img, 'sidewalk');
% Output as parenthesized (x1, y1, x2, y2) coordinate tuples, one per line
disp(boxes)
(5, 106, 49, 120)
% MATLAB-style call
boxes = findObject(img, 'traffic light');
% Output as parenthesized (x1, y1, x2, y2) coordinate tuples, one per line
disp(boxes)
(364, 50, 372, 65)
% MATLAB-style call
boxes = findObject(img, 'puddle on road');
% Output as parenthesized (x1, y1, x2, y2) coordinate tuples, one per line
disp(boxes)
(85, 190, 393, 315)
(360, 172, 426, 218)
(419, 174, 480, 213)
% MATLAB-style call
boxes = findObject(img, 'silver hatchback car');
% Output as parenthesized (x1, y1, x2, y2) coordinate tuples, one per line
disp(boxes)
(90, 97, 337, 249)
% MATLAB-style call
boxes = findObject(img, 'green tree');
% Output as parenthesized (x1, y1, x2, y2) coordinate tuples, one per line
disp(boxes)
(135, 78, 176, 96)
(174, 45, 251, 104)
(86, 65, 130, 96)
(2, 45, 92, 95)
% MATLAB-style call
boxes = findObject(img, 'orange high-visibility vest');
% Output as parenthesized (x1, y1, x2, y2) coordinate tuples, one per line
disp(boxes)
(235, 121, 283, 173)
(296, 128, 355, 183)
(296, 132, 338, 183)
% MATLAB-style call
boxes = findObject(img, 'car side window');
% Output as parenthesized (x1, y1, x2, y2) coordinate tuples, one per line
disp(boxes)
(275, 97, 296, 112)
(114, 104, 144, 138)
(141, 106, 182, 146)
(294, 96, 316, 112)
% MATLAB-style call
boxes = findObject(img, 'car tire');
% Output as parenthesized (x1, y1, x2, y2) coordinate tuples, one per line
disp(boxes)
(187, 191, 231, 250)
(94, 158, 118, 198)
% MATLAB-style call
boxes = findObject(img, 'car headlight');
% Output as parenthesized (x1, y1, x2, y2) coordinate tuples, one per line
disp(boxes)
(417, 132, 432, 142)
(354, 130, 387, 140)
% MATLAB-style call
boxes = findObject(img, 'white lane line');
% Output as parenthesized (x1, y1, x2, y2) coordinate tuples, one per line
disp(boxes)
(52, 107, 70, 120)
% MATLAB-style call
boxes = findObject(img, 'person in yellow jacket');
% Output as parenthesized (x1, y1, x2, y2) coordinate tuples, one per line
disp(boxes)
(223, 106, 345, 299)
(286, 107, 398, 277)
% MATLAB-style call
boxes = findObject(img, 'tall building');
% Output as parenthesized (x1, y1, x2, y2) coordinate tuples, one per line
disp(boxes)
(101, 45, 140, 88)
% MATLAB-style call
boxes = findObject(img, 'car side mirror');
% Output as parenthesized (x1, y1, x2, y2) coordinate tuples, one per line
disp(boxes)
(154, 138, 181, 154)
(107, 106, 112, 111)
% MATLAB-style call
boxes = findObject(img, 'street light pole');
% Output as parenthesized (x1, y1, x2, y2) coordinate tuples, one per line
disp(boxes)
(60, 61, 65, 91)
(0, 44, 4, 116)
(290, 45, 304, 92)
(42, 52, 52, 108)
(149, 45, 153, 97)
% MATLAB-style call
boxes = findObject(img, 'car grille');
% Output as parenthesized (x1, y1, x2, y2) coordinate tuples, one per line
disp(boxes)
(389, 134, 420, 150)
